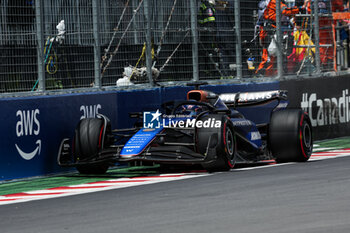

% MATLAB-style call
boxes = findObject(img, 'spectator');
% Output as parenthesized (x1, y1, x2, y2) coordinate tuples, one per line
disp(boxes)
(330, 0, 344, 70)
(303, 0, 344, 70)
(215, 0, 235, 77)
(255, 0, 299, 76)
(287, 23, 316, 73)
(340, 1, 349, 44)
(198, 0, 223, 78)
(332, 0, 345, 11)
(341, 0, 350, 67)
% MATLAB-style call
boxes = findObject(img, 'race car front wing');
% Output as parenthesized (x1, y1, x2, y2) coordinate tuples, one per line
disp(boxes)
(57, 133, 219, 167)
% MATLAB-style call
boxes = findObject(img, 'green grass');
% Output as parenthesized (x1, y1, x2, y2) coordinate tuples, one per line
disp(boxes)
(0, 165, 159, 196)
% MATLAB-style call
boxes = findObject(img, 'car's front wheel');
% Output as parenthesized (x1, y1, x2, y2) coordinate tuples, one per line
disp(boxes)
(74, 118, 110, 174)
(197, 114, 236, 172)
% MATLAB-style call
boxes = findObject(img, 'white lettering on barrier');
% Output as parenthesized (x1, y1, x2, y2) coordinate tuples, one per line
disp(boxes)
(80, 104, 102, 119)
(301, 89, 350, 126)
(15, 109, 41, 160)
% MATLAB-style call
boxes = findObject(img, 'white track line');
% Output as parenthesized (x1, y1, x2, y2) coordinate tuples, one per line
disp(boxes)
(1, 149, 350, 205)
(0, 173, 209, 205)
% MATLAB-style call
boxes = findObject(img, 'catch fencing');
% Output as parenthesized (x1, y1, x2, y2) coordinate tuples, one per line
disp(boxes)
(0, 0, 349, 94)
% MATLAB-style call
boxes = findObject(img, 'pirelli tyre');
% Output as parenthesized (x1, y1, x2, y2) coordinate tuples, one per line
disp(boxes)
(197, 114, 236, 172)
(74, 118, 110, 174)
(269, 109, 313, 162)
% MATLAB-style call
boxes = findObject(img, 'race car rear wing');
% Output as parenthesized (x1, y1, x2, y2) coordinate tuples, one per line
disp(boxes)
(219, 90, 288, 107)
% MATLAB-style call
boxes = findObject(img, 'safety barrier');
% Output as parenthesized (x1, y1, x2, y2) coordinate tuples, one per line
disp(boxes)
(1, 0, 349, 94)
(281, 73, 350, 140)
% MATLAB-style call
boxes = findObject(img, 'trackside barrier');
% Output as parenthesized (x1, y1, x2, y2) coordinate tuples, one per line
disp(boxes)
(2, 76, 350, 181)
(0, 82, 278, 181)
(280, 74, 350, 140)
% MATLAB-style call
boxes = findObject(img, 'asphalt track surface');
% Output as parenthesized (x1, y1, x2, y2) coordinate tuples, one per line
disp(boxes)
(1, 156, 350, 233)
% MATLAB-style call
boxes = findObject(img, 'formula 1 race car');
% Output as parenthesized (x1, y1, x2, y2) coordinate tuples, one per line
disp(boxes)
(58, 83, 313, 174)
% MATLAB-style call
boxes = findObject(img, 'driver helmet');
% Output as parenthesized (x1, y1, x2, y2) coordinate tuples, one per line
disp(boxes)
(181, 105, 204, 116)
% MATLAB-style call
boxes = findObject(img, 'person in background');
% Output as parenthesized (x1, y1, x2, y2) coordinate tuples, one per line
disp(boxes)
(198, 0, 217, 56)
(198, 0, 221, 77)
(303, 0, 344, 70)
(215, 0, 235, 77)
(333, 0, 345, 11)
(341, 0, 350, 67)
(255, 0, 299, 76)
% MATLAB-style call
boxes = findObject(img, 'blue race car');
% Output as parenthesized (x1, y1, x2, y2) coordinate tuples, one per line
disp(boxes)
(58, 84, 313, 174)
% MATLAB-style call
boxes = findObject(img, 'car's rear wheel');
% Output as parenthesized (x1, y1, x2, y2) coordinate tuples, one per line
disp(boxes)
(269, 109, 313, 162)
(74, 118, 109, 174)
(197, 114, 236, 172)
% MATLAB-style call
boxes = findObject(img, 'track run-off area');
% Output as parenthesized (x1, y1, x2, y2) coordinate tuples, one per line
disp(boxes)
(1, 137, 350, 233)
(0, 137, 350, 205)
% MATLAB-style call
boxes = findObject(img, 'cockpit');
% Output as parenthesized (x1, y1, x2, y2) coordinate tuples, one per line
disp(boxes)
(187, 90, 229, 111)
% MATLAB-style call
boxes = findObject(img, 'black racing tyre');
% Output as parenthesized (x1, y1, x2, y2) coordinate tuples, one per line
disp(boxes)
(74, 118, 109, 174)
(197, 114, 236, 172)
(269, 109, 313, 163)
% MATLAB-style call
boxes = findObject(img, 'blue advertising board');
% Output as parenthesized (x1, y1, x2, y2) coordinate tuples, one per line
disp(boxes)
(0, 92, 118, 180)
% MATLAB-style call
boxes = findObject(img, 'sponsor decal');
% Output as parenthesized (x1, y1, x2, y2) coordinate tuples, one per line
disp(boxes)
(143, 109, 221, 129)
(15, 109, 41, 160)
(143, 128, 156, 132)
(275, 101, 288, 109)
(219, 90, 279, 103)
(250, 131, 261, 140)
(80, 104, 102, 119)
(301, 89, 350, 126)
(231, 120, 252, 126)
(121, 127, 163, 156)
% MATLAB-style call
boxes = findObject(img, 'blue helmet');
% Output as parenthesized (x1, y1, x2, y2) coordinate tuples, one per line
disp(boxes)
(178, 105, 204, 116)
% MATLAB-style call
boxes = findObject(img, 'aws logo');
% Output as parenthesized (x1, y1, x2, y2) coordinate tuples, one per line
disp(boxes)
(15, 109, 41, 160)
(80, 104, 102, 120)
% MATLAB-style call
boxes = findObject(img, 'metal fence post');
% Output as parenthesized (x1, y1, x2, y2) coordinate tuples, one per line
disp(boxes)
(190, 0, 199, 81)
(35, 0, 45, 91)
(92, 0, 101, 88)
(275, 0, 283, 78)
(144, 0, 154, 86)
(313, 0, 321, 74)
(234, 0, 242, 79)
